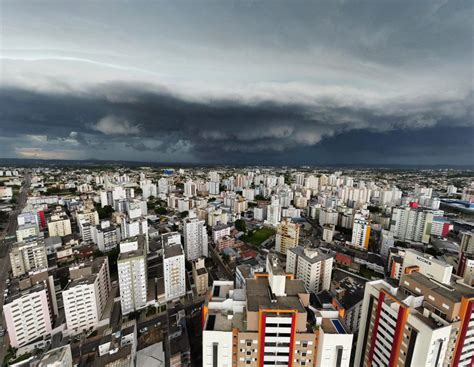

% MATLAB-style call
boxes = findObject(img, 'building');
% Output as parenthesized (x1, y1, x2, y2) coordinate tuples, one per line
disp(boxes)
(16, 223, 40, 241)
(458, 231, 474, 286)
(192, 257, 208, 297)
(275, 219, 300, 255)
(10, 238, 48, 277)
(322, 224, 335, 243)
(92, 220, 121, 252)
(118, 236, 148, 315)
(329, 269, 367, 333)
(212, 223, 232, 243)
(162, 232, 186, 301)
(286, 246, 334, 293)
(351, 214, 371, 249)
(184, 180, 197, 197)
(76, 209, 100, 227)
(401, 249, 453, 284)
(203, 254, 318, 367)
(265, 202, 281, 226)
(355, 272, 474, 367)
(390, 206, 442, 244)
(47, 211, 72, 237)
(314, 310, 353, 367)
(380, 229, 394, 258)
(39, 345, 73, 367)
(62, 257, 111, 333)
(3, 283, 52, 348)
(183, 217, 208, 261)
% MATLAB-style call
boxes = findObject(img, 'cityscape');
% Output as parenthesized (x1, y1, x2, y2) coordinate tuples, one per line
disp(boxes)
(1, 1, 473, 367)
(0, 165, 472, 366)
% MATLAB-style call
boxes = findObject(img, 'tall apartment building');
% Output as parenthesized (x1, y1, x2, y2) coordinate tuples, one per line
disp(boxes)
(47, 211, 72, 237)
(203, 254, 320, 367)
(16, 223, 40, 241)
(3, 283, 52, 348)
(183, 217, 208, 261)
(458, 231, 474, 286)
(355, 272, 474, 367)
(192, 257, 209, 297)
(62, 257, 111, 333)
(91, 220, 121, 252)
(286, 246, 334, 293)
(390, 206, 443, 244)
(162, 232, 186, 301)
(351, 214, 371, 249)
(76, 209, 100, 226)
(184, 180, 197, 197)
(118, 236, 148, 315)
(10, 238, 48, 277)
(265, 202, 281, 226)
(275, 218, 300, 255)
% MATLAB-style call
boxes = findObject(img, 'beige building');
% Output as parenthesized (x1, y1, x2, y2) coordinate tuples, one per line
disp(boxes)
(63, 257, 111, 333)
(192, 257, 209, 297)
(275, 219, 300, 255)
(47, 212, 72, 237)
(10, 238, 48, 277)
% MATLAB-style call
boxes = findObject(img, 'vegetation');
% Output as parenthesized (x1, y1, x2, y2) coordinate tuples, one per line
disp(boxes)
(180, 211, 189, 219)
(234, 219, 246, 232)
(241, 227, 275, 246)
(95, 204, 114, 219)
(155, 206, 167, 215)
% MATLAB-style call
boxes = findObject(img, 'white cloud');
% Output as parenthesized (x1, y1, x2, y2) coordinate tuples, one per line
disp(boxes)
(91, 115, 141, 135)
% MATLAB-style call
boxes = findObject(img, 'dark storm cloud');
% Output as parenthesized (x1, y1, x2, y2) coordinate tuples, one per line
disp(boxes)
(0, 83, 472, 162)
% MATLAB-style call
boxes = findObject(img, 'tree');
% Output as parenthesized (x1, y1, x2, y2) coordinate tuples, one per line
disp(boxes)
(155, 207, 167, 215)
(222, 253, 230, 264)
(235, 219, 246, 232)
(180, 211, 189, 219)
(96, 204, 114, 219)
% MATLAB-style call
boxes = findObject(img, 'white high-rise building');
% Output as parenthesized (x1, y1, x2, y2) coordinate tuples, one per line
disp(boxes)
(62, 257, 111, 333)
(47, 212, 72, 237)
(184, 180, 197, 197)
(286, 246, 334, 293)
(118, 236, 147, 315)
(162, 233, 186, 301)
(390, 206, 441, 244)
(3, 283, 52, 348)
(351, 214, 371, 250)
(183, 218, 208, 261)
(265, 202, 281, 226)
(140, 179, 157, 199)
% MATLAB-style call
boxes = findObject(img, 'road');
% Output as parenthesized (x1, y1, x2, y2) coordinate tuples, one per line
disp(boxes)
(0, 172, 31, 361)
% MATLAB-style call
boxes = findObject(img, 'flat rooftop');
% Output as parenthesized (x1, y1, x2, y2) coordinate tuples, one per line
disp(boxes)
(246, 277, 307, 313)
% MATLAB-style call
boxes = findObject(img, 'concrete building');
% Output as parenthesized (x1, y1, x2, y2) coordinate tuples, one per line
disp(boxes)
(62, 257, 111, 333)
(355, 273, 474, 367)
(91, 220, 121, 252)
(351, 214, 371, 250)
(10, 238, 48, 277)
(275, 219, 300, 255)
(314, 310, 353, 367)
(212, 223, 232, 243)
(118, 236, 148, 315)
(47, 212, 72, 237)
(265, 202, 281, 226)
(287, 246, 334, 293)
(183, 217, 208, 261)
(39, 345, 73, 367)
(458, 231, 474, 286)
(162, 233, 186, 301)
(322, 224, 336, 243)
(3, 283, 52, 348)
(401, 249, 453, 284)
(16, 223, 40, 241)
(203, 254, 319, 367)
(390, 206, 442, 244)
(192, 257, 208, 297)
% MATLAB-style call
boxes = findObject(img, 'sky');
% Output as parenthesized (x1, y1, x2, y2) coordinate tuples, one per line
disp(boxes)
(0, 0, 473, 165)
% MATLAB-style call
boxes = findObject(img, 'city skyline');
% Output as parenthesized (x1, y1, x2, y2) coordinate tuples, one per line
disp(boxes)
(1, 1, 473, 165)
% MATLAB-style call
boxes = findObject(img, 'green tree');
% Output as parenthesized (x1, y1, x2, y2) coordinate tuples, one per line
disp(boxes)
(155, 207, 167, 215)
(180, 211, 189, 219)
(235, 219, 246, 232)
